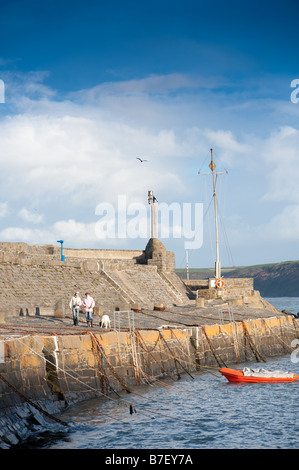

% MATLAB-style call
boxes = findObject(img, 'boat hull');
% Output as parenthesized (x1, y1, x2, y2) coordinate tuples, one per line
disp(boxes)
(220, 368, 299, 383)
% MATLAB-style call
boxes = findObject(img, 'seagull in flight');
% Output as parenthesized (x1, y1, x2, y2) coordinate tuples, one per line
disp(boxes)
(136, 157, 149, 162)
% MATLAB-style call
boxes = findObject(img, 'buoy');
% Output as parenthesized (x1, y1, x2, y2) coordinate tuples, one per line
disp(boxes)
(215, 278, 225, 289)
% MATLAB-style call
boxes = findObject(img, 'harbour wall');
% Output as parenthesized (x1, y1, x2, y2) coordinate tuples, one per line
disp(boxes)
(0, 315, 298, 447)
(0, 240, 193, 317)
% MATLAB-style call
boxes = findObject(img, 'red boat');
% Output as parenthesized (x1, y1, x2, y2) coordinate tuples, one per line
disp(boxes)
(220, 367, 299, 383)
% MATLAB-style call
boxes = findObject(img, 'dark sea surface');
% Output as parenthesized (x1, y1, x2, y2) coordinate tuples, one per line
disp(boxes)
(20, 298, 299, 450)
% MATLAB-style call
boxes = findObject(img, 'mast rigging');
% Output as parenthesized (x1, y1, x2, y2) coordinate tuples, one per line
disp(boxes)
(198, 148, 228, 279)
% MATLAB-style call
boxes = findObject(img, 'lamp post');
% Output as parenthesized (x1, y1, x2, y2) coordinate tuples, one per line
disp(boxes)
(57, 240, 65, 262)
(148, 190, 158, 239)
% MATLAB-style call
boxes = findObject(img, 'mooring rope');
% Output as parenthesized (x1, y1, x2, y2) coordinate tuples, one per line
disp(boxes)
(0, 372, 69, 427)
(43, 333, 197, 402)
(12, 324, 273, 426)
(201, 326, 228, 367)
(88, 333, 198, 424)
(15, 337, 126, 423)
(88, 332, 132, 393)
(89, 332, 202, 423)
(105, 336, 201, 396)
(170, 329, 223, 373)
(158, 330, 195, 379)
(241, 321, 266, 362)
(134, 330, 177, 382)
(89, 333, 119, 397)
(10, 332, 224, 425)
(131, 329, 141, 386)
(262, 319, 293, 353)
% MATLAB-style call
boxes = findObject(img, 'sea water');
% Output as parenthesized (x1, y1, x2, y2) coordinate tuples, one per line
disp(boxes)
(17, 298, 299, 450)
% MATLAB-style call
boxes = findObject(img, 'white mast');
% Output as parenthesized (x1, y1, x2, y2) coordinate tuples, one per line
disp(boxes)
(198, 148, 227, 279)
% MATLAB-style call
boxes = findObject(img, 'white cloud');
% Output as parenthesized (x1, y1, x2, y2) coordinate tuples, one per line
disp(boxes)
(19, 208, 44, 224)
(204, 129, 249, 154)
(226, 203, 299, 247)
(0, 216, 144, 249)
(0, 71, 299, 265)
(70, 73, 216, 102)
(0, 202, 8, 217)
(53, 219, 99, 245)
(261, 126, 299, 203)
(0, 219, 102, 247)
(0, 105, 189, 211)
(0, 227, 48, 243)
(257, 204, 299, 242)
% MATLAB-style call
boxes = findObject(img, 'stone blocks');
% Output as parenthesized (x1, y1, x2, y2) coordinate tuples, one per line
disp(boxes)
(54, 300, 65, 318)
(0, 315, 298, 447)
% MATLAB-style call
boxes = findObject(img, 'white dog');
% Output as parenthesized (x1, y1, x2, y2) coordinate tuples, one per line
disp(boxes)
(100, 314, 111, 329)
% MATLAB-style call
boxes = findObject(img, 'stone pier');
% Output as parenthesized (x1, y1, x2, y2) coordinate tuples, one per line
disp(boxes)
(0, 315, 298, 447)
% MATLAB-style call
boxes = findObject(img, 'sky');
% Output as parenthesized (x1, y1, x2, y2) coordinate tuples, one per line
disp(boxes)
(0, 0, 299, 269)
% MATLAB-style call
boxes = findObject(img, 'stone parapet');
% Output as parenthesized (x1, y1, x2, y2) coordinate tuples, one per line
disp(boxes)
(65, 247, 145, 261)
(0, 240, 174, 273)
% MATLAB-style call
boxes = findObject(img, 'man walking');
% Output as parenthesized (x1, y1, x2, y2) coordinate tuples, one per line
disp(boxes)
(69, 291, 82, 326)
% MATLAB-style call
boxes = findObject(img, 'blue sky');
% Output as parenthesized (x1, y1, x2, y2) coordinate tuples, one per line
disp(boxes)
(0, 0, 299, 270)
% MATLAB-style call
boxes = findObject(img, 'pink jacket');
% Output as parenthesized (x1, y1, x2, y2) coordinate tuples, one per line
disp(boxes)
(82, 295, 95, 312)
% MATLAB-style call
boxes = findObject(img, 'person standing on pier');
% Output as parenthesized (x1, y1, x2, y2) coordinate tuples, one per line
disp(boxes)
(82, 292, 95, 327)
(69, 291, 82, 326)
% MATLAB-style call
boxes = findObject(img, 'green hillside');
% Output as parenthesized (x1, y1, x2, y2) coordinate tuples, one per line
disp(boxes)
(175, 261, 299, 297)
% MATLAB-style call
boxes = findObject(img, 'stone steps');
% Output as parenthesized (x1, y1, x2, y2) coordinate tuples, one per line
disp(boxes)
(105, 269, 149, 306)
(158, 271, 195, 303)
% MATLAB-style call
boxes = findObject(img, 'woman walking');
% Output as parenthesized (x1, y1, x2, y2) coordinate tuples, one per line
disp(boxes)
(82, 292, 95, 327)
